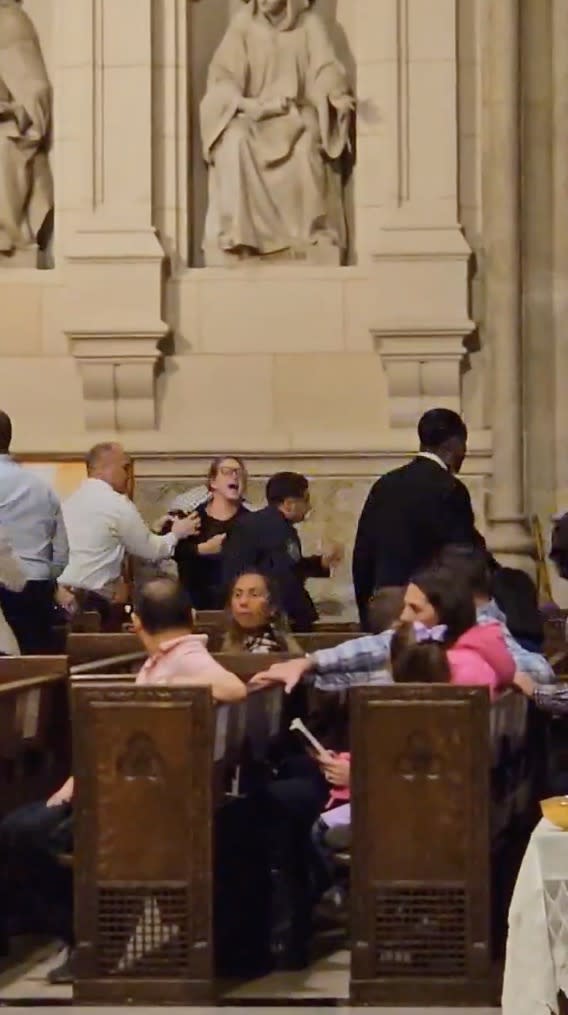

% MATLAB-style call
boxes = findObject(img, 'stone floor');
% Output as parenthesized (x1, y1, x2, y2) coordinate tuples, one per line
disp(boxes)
(0, 943, 501, 1013)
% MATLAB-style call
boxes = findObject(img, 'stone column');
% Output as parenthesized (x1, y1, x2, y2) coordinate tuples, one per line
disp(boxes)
(520, 0, 555, 521)
(373, 0, 473, 427)
(482, 0, 531, 561)
(551, 0, 568, 509)
(59, 0, 167, 431)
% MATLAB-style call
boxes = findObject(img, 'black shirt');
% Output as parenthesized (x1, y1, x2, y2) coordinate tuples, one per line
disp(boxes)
(175, 502, 248, 610)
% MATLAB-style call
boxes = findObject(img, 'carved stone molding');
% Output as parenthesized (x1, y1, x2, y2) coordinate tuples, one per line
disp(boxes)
(373, 325, 469, 428)
(68, 332, 164, 431)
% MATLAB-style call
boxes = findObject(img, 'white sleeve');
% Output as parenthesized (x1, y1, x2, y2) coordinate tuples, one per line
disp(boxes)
(115, 498, 177, 563)
(0, 527, 27, 592)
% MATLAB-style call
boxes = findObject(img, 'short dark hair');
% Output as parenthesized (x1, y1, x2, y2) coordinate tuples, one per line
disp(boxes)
(437, 545, 492, 599)
(0, 411, 12, 453)
(86, 442, 118, 474)
(418, 408, 467, 451)
(410, 564, 476, 643)
(266, 472, 309, 505)
(134, 578, 192, 635)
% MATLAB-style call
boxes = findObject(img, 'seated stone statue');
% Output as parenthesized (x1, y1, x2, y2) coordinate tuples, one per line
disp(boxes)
(0, 0, 54, 264)
(200, 0, 354, 266)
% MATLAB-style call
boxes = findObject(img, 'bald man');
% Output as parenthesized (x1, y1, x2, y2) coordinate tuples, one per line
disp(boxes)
(58, 443, 199, 608)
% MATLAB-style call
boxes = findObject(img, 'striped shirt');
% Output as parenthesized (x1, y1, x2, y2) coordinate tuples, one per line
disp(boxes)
(311, 599, 554, 690)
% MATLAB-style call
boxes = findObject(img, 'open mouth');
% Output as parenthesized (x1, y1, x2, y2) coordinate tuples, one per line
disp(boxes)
(227, 482, 240, 493)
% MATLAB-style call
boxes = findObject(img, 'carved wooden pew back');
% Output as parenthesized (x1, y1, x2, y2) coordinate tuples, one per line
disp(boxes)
(72, 679, 285, 1004)
(349, 684, 534, 1008)
(72, 682, 215, 1004)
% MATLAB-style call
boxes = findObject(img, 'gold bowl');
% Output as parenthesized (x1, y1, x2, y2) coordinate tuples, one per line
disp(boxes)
(541, 796, 568, 830)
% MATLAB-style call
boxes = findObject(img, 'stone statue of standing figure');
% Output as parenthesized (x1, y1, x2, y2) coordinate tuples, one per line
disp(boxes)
(0, 0, 54, 266)
(200, 0, 354, 266)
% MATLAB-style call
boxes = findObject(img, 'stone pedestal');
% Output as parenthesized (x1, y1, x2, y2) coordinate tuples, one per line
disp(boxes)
(375, 327, 466, 428)
(59, 0, 167, 432)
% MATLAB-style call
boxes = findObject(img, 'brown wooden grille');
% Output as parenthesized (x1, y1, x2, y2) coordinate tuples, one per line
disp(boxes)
(375, 884, 467, 977)
(97, 885, 189, 977)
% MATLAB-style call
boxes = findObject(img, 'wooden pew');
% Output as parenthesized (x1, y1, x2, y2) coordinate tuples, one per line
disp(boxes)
(72, 682, 215, 1004)
(0, 672, 70, 817)
(349, 684, 534, 1008)
(67, 629, 363, 671)
(297, 631, 364, 653)
(0, 655, 68, 684)
(194, 611, 362, 636)
(72, 679, 286, 1004)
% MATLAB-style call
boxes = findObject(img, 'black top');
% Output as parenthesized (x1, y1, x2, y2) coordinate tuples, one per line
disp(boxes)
(352, 456, 487, 625)
(222, 504, 329, 631)
(175, 502, 248, 610)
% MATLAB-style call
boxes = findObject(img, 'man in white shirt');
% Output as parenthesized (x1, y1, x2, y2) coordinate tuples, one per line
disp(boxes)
(58, 443, 199, 611)
(0, 411, 69, 653)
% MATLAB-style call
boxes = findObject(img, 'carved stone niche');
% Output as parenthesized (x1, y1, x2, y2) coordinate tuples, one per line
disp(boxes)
(374, 326, 468, 428)
(68, 334, 163, 432)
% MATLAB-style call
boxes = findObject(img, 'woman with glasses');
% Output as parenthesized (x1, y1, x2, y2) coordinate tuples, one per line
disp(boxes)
(172, 456, 250, 609)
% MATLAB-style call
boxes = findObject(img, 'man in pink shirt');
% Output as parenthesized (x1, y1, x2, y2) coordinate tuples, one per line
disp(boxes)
(133, 577, 245, 699)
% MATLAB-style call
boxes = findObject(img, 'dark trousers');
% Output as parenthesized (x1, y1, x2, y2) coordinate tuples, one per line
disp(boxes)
(0, 580, 56, 654)
(260, 756, 329, 964)
(0, 801, 73, 944)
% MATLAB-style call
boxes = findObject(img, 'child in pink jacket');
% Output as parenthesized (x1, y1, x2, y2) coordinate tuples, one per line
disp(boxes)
(391, 619, 515, 698)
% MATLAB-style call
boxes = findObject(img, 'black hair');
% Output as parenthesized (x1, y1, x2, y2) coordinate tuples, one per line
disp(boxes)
(134, 578, 192, 635)
(409, 564, 476, 644)
(418, 408, 467, 451)
(436, 544, 492, 599)
(0, 411, 12, 453)
(266, 471, 309, 505)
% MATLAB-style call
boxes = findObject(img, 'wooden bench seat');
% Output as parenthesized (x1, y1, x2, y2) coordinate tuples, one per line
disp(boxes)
(67, 629, 363, 672)
(0, 655, 68, 684)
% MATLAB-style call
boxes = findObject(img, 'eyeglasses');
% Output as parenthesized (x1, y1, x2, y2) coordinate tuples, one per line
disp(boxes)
(219, 466, 244, 477)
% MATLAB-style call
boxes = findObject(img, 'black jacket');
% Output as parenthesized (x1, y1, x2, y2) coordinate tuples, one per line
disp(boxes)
(222, 505, 329, 630)
(352, 456, 487, 624)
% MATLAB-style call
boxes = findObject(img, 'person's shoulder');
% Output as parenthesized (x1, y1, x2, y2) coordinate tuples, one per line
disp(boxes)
(19, 466, 62, 505)
(367, 459, 422, 495)
(238, 504, 269, 526)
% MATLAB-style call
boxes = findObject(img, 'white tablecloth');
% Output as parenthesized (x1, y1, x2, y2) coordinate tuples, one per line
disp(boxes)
(502, 817, 568, 1015)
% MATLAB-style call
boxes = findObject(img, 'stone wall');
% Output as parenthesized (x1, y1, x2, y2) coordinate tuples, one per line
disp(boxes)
(4, 1, 568, 601)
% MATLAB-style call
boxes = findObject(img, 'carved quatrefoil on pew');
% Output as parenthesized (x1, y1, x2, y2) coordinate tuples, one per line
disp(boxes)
(116, 733, 165, 782)
(395, 732, 443, 782)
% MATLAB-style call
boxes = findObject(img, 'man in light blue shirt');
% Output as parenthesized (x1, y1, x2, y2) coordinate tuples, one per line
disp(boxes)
(0, 411, 68, 653)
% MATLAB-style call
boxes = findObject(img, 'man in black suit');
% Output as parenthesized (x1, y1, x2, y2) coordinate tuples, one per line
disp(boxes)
(352, 408, 488, 626)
